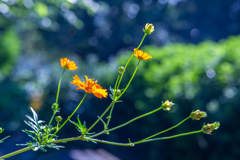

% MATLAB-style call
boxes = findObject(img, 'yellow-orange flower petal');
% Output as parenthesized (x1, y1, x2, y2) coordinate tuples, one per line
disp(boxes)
(60, 58, 78, 70)
(134, 48, 152, 61)
(71, 75, 108, 99)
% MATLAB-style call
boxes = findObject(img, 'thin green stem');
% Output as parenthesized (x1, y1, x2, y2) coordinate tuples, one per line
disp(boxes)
(137, 116, 191, 143)
(90, 106, 163, 138)
(0, 147, 31, 159)
(118, 60, 140, 99)
(86, 137, 132, 146)
(55, 130, 202, 146)
(106, 103, 115, 127)
(106, 76, 120, 127)
(48, 69, 66, 127)
(54, 136, 132, 146)
(48, 113, 55, 128)
(51, 93, 87, 139)
(86, 101, 115, 133)
(56, 69, 66, 104)
(135, 130, 203, 144)
(117, 33, 147, 90)
(114, 75, 120, 91)
(108, 106, 162, 132)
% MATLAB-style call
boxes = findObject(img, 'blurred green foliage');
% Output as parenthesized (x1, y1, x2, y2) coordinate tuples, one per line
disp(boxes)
(0, 28, 20, 81)
(118, 36, 240, 101)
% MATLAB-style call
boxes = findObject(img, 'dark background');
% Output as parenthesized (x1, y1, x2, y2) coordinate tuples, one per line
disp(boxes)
(0, 0, 240, 160)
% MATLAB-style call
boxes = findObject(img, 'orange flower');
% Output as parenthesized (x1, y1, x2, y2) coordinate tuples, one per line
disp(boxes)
(134, 48, 152, 61)
(71, 75, 108, 99)
(60, 58, 78, 70)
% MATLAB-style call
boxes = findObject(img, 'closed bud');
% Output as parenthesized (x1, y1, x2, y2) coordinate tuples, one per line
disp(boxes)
(113, 89, 121, 97)
(143, 23, 154, 35)
(51, 103, 59, 111)
(161, 100, 174, 111)
(55, 116, 62, 122)
(202, 121, 220, 135)
(190, 110, 207, 120)
(0, 127, 3, 133)
(118, 66, 125, 74)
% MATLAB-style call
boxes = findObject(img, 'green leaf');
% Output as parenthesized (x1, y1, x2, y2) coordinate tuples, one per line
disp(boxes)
(40, 147, 47, 152)
(77, 116, 82, 127)
(30, 107, 38, 122)
(0, 136, 10, 143)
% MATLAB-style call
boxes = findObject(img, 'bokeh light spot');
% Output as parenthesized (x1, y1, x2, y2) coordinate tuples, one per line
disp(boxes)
(206, 69, 216, 79)
(190, 28, 200, 39)
(41, 18, 52, 28)
(206, 99, 219, 113)
(0, 3, 9, 14)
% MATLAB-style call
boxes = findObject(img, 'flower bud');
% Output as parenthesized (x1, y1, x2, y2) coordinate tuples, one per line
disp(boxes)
(0, 128, 4, 134)
(51, 103, 59, 111)
(161, 100, 174, 111)
(202, 121, 220, 135)
(55, 116, 62, 122)
(113, 89, 121, 97)
(143, 23, 154, 35)
(190, 110, 207, 120)
(118, 66, 125, 74)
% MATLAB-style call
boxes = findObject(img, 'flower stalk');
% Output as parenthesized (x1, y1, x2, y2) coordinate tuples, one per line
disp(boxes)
(116, 33, 147, 90)
(48, 69, 65, 128)
(0, 147, 32, 159)
(118, 60, 140, 99)
(51, 93, 87, 139)
(90, 106, 163, 138)
(86, 101, 115, 133)
(136, 116, 191, 143)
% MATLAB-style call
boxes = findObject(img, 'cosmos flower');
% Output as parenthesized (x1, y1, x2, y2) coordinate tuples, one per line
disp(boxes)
(71, 75, 108, 99)
(134, 48, 152, 61)
(60, 58, 78, 70)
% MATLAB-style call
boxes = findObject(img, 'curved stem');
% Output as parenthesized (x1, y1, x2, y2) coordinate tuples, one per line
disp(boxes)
(86, 101, 115, 133)
(48, 69, 66, 127)
(86, 138, 132, 146)
(135, 130, 203, 144)
(136, 116, 191, 143)
(106, 103, 115, 127)
(56, 69, 66, 104)
(90, 106, 163, 138)
(0, 147, 31, 159)
(118, 60, 140, 99)
(117, 33, 146, 90)
(55, 130, 203, 146)
(51, 93, 87, 139)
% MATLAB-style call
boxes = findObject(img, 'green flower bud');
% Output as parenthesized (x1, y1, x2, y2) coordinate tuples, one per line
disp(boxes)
(143, 23, 154, 35)
(113, 89, 121, 97)
(118, 66, 125, 74)
(0, 128, 4, 134)
(51, 103, 59, 112)
(202, 121, 220, 135)
(190, 110, 207, 120)
(55, 116, 62, 122)
(161, 100, 174, 111)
